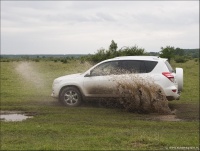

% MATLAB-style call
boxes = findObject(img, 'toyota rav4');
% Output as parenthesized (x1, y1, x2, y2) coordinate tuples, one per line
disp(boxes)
(51, 56, 183, 107)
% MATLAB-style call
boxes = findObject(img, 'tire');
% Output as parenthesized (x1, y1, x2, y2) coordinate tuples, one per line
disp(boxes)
(175, 68, 183, 91)
(59, 87, 82, 107)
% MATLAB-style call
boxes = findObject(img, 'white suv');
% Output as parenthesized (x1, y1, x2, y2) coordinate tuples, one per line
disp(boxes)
(51, 56, 183, 107)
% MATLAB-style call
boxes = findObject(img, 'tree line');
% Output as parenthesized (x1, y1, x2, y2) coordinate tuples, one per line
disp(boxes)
(84, 40, 146, 63)
(85, 40, 199, 63)
(1, 40, 199, 63)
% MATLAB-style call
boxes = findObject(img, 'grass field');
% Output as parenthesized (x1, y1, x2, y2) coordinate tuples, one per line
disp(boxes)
(0, 59, 199, 150)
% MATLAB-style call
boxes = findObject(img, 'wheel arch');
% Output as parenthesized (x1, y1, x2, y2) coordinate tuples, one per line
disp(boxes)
(59, 85, 84, 100)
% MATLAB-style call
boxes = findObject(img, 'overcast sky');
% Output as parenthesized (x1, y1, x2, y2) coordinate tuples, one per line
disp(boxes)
(1, 1, 199, 54)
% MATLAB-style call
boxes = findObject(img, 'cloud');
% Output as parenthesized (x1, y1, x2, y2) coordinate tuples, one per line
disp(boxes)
(1, 1, 199, 54)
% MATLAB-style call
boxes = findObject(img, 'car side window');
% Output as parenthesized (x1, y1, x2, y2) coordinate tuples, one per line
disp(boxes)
(90, 60, 158, 76)
(144, 61, 158, 73)
(119, 60, 146, 73)
(90, 61, 119, 76)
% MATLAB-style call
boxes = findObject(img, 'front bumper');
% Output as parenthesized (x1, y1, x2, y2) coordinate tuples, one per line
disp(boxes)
(51, 91, 57, 98)
(51, 84, 60, 98)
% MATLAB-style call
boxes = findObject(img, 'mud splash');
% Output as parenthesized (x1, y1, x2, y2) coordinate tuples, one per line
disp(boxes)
(146, 114, 182, 122)
(15, 62, 45, 88)
(156, 115, 182, 121)
(99, 74, 172, 115)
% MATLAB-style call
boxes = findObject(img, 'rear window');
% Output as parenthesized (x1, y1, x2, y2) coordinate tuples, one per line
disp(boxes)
(165, 61, 174, 73)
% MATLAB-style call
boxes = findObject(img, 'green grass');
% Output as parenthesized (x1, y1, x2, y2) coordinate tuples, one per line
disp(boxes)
(171, 59, 199, 103)
(169, 59, 199, 122)
(0, 59, 199, 150)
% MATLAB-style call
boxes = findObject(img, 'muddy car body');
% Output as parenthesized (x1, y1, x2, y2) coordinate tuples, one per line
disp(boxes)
(51, 56, 183, 107)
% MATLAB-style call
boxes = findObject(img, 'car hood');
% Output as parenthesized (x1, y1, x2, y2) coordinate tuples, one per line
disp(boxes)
(55, 73, 82, 82)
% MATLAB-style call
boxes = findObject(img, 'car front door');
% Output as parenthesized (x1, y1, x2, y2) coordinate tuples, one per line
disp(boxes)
(83, 61, 120, 97)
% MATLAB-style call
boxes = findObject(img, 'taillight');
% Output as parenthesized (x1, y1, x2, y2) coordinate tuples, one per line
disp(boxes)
(172, 89, 177, 92)
(162, 72, 175, 82)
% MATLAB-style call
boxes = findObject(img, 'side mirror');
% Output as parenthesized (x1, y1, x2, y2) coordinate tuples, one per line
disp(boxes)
(84, 71, 91, 77)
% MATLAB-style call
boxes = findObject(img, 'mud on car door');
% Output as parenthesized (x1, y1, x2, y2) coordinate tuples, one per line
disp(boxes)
(83, 61, 120, 97)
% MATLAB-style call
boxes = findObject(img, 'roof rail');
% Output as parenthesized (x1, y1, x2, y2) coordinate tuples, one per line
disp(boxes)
(114, 56, 159, 59)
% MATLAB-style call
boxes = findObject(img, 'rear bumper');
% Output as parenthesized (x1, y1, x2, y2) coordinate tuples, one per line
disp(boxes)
(166, 91, 180, 101)
(164, 86, 181, 101)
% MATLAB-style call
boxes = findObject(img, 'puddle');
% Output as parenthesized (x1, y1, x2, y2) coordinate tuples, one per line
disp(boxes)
(0, 111, 34, 122)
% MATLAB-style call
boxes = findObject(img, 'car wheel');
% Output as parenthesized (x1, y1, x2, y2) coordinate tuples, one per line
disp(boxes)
(59, 87, 82, 107)
(176, 68, 183, 91)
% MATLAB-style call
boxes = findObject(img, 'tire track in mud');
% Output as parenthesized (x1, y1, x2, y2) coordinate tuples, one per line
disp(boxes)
(15, 62, 45, 89)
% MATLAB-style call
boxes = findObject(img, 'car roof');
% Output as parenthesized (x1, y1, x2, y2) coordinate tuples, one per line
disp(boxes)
(109, 56, 167, 61)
